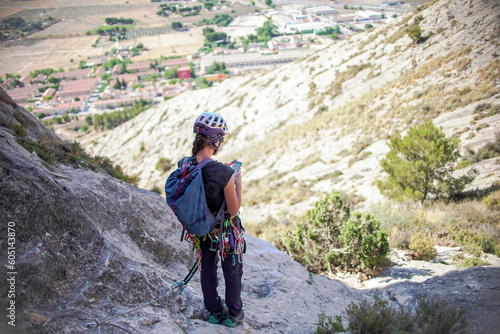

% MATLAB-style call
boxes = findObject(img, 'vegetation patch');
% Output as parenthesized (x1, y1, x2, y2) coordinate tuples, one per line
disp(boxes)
(279, 192, 389, 275)
(15, 138, 138, 186)
(316, 293, 468, 333)
(460, 132, 500, 166)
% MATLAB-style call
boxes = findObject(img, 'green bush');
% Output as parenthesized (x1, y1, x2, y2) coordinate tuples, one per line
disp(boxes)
(316, 293, 467, 333)
(315, 313, 345, 334)
(279, 191, 389, 274)
(342, 213, 390, 270)
(156, 158, 173, 172)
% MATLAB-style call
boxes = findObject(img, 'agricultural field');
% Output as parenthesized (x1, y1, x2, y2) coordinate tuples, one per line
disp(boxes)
(0, 0, 258, 77)
(0, 0, 253, 75)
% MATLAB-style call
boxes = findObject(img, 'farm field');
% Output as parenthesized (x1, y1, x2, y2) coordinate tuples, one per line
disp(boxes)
(0, 0, 148, 18)
(0, 1, 255, 77)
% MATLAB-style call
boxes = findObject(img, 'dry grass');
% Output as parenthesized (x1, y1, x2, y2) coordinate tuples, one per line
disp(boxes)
(370, 192, 500, 256)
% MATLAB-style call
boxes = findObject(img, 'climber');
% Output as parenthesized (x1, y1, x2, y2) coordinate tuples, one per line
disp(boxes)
(178, 112, 244, 327)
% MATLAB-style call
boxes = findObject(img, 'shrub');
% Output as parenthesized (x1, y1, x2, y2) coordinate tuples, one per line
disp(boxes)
(316, 293, 467, 333)
(12, 124, 27, 138)
(279, 192, 389, 274)
(156, 158, 173, 172)
(80, 124, 89, 132)
(342, 213, 390, 270)
(408, 232, 437, 260)
(347, 294, 415, 333)
(150, 185, 162, 195)
(460, 133, 500, 167)
(315, 313, 345, 334)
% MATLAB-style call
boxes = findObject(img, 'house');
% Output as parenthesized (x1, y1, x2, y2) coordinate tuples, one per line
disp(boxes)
(160, 57, 189, 69)
(32, 73, 45, 84)
(112, 73, 139, 87)
(40, 88, 57, 102)
(177, 66, 191, 79)
(204, 73, 227, 82)
(94, 66, 106, 78)
(20, 76, 32, 87)
(7, 86, 38, 103)
(126, 61, 152, 73)
(112, 64, 122, 75)
(58, 79, 98, 98)
(33, 101, 84, 116)
(94, 95, 154, 109)
(1, 78, 14, 90)
(49, 69, 92, 81)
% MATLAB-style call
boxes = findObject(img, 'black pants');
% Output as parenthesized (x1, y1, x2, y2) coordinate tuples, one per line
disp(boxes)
(199, 219, 243, 315)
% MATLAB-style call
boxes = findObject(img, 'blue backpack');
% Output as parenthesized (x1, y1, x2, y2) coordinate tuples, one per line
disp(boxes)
(165, 157, 225, 237)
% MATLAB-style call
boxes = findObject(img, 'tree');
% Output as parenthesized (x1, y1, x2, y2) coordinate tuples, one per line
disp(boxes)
(265, 0, 272, 6)
(407, 24, 423, 45)
(379, 121, 477, 203)
(205, 31, 227, 43)
(113, 79, 121, 89)
(85, 115, 93, 126)
(202, 27, 215, 36)
(172, 21, 183, 31)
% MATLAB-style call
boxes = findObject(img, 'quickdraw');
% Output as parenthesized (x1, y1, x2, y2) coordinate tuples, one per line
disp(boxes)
(207, 216, 245, 264)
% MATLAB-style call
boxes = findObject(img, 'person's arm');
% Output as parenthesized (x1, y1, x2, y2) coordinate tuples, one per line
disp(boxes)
(224, 172, 242, 216)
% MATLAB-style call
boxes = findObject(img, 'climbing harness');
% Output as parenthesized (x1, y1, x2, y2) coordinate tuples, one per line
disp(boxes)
(82, 260, 199, 332)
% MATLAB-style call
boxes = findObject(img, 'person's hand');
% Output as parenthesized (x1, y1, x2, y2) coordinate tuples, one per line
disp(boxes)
(225, 160, 236, 166)
(234, 169, 242, 188)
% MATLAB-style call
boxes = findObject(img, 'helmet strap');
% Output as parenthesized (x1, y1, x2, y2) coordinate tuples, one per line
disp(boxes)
(210, 133, 224, 154)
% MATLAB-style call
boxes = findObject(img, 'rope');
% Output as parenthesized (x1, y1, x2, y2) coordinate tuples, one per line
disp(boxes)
(82, 260, 199, 331)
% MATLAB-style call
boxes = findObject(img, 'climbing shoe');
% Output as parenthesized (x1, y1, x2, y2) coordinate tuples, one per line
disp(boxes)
(224, 310, 244, 327)
(208, 307, 228, 324)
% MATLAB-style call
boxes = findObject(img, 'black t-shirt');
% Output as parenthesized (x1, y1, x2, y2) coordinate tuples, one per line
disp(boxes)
(178, 156, 234, 213)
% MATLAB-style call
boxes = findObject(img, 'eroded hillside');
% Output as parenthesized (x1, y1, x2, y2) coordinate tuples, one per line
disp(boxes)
(86, 0, 500, 225)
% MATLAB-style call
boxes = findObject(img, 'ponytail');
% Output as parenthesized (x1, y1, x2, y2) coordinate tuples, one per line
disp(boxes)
(192, 133, 214, 156)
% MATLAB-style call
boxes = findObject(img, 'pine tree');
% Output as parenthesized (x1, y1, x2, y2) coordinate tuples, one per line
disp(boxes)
(379, 121, 477, 203)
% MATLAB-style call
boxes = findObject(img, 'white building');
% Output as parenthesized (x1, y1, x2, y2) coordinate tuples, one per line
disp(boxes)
(272, 15, 295, 28)
(305, 6, 338, 16)
(355, 10, 383, 20)
(286, 21, 329, 33)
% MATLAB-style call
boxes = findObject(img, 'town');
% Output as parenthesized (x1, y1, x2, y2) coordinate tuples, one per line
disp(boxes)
(1, 0, 414, 127)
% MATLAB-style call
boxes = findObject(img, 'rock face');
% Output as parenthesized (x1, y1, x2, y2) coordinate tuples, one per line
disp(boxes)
(1, 101, 500, 333)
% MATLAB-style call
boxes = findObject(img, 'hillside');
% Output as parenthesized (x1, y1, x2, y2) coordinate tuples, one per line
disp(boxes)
(86, 0, 500, 226)
(2, 91, 500, 333)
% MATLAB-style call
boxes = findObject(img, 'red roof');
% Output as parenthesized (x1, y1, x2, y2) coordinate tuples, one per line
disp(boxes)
(160, 58, 189, 68)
